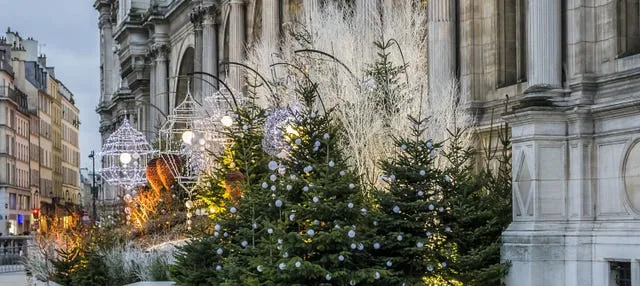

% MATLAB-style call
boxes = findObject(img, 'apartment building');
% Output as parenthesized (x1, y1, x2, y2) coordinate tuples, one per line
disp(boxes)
(1, 28, 81, 234)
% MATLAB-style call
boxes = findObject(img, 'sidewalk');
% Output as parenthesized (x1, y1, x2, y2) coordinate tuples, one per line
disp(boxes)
(0, 272, 56, 286)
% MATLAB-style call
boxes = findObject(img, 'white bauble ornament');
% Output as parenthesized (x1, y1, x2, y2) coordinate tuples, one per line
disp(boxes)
(348, 183, 355, 189)
(241, 241, 248, 247)
(289, 214, 296, 221)
(279, 263, 286, 270)
(286, 185, 292, 191)
(216, 248, 223, 255)
(348, 230, 356, 238)
(257, 265, 263, 272)
(313, 197, 319, 203)
(386, 260, 393, 267)
(373, 242, 380, 249)
(375, 272, 380, 279)
(267, 228, 273, 234)
(348, 202, 354, 208)
(230, 207, 237, 213)
(270, 174, 277, 181)
(340, 171, 346, 176)
(262, 182, 269, 189)
(393, 206, 400, 213)
(350, 243, 357, 249)
(215, 224, 221, 231)
(275, 200, 283, 207)
(268, 161, 278, 170)
(216, 265, 222, 271)
(339, 255, 345, 261)
(397, 235, 403, 241)
(419, 170, 426, 176)
(307, 229, 315, 237)
(328, 161, 335, 167)
(295, 261, 301, 268)
(325, 274, 332, 280)
(416, 242, 424, 248)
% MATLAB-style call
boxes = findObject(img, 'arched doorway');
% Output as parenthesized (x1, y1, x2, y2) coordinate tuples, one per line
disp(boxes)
(175, 47, 194, 107)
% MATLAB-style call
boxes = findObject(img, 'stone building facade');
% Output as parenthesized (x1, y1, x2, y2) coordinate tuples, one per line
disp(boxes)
(0, 29, 82, 235)
(95, 0, 640, 284)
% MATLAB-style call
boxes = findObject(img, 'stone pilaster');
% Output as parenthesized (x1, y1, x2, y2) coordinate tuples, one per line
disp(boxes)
(262, 0, 281, 48)
(202, 5, 218, 91)
(427, 0, 456, 92)
(147, 51, 157, 135)
(153, 44, 169, 117)
(190, 4, 206, 101)
(229, 0, 246, 92)
(98, 5, 115, 102)
(526, 0, 562, 95)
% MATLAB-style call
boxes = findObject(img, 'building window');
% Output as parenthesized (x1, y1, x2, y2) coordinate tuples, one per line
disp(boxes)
(610, 261, 632, 286)
(497, 0, 527, 87)
(9, 193, 16, 210)
(618, 0, 640, 57)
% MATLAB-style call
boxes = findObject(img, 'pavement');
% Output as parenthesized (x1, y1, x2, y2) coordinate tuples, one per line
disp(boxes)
(0, 272, 56, 286)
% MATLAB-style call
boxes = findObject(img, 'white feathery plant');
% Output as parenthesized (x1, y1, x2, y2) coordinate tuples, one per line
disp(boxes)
(244, 0, 471, 187)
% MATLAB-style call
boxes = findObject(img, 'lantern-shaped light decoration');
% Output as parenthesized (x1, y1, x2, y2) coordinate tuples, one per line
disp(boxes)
(195, 89, 234, 162)
(100, 118, 155, 192)
(262, 106, 300, 159)
(158, 89, 208, 194)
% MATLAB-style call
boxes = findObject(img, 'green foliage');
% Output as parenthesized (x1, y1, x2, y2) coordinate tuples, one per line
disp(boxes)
(50, 247, 83, 286)
(371, 115, 458, 285)
(365, 38, 408, 123)
(263, 81, 383, 285)
(440, 126, 512, 285)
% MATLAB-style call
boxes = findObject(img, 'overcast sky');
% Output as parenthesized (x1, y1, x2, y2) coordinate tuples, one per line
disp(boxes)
(0, 0, 101, 171)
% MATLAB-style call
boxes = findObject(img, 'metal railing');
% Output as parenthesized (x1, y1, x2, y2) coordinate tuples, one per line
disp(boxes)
(0, 236, 32, 273)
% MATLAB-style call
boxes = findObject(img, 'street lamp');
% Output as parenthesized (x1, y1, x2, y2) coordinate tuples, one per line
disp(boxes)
(88, 150, 97, 223)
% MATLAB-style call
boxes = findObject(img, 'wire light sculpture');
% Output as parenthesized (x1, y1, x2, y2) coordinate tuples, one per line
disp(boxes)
(158, 87, 208, 195)
(100, 118, 156, 193)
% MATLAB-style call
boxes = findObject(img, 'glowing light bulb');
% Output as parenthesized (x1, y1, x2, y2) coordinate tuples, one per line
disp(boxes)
(221, 115, 233, 127)
(182, 130, 195, 145)
(285, 124, 299, 136)
(119, 152, 132, 164)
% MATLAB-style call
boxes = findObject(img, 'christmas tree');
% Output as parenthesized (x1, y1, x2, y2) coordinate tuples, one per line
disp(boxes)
(371, 115, 458, 285)
(171, 91, 277, 284)
(440, 124, 511, 285)
(249, 81, 385, 285)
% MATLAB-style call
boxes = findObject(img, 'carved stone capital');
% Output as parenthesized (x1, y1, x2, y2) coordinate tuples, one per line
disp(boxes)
(149, 43, 170, 60)
(190, 5, 206, 29)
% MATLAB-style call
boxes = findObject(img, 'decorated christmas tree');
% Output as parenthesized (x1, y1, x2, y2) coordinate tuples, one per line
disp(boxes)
(170, 91, 276, 284)
(370, 115, 458, 285)
(250, 81, 384, 285)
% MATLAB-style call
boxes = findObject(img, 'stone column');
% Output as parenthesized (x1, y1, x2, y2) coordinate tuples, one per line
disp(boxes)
(229, 0, 246, 91)
(98, 6, 115, 102)
(154, 44, 169, 117)
(148, 56, 157, 134)
(190, 4, 205, 101)
(428, 0, 456, 93)
(202, 6, 218, 91)
(526, 0, 562, 95)
(262, 0, 280, 48)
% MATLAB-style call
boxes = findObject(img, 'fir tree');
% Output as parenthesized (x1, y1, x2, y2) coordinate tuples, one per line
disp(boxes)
(252, 81, 384, 285)
(371, 115, 458, 285)
(365, 38, 407, 123)
(440, 125, 511, 285)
